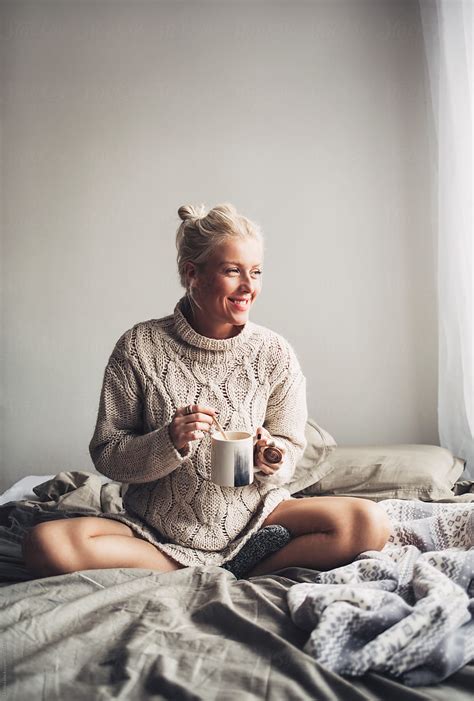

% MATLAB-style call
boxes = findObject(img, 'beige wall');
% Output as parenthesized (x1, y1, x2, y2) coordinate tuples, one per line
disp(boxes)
(0, 0, 437, 491)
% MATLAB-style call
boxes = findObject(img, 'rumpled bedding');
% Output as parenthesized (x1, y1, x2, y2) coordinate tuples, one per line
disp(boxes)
(1, 471, 474, 699)
(0, 471, 124, 583)
(287, 499, 474, 686)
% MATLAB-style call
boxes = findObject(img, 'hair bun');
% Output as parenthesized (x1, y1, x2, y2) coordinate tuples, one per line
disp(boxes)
(178, 204, 207, 222)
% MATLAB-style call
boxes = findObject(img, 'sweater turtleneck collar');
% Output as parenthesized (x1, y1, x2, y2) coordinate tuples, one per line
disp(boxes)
(173, 295, 254, 352)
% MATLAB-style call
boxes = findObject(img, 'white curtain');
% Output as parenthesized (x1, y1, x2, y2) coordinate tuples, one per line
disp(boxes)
(419, 0, 473, 478)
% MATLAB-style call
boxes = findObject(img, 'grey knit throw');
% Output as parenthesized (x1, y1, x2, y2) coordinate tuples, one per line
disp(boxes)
(287, 499, 474, 686)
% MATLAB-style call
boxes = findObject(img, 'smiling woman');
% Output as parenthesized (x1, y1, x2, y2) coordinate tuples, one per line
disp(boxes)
(181, 238, 263, 339)
(23, 202, 390, 583)
(177, 205, 264, 340)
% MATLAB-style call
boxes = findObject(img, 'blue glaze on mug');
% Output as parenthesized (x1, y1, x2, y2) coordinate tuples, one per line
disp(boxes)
(234, 449, 251, 487)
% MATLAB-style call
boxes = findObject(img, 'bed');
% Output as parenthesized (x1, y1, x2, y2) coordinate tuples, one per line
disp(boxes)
(1, 425, 473, 700)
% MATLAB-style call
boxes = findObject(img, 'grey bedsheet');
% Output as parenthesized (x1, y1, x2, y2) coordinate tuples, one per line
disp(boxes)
(1, 471, 473, 700)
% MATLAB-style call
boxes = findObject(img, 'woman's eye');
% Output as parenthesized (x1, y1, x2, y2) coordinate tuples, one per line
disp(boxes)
(225, 268, 263, 276)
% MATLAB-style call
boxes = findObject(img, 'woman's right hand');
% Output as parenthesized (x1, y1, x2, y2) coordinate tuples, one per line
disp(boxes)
(169, 404, 219, 453)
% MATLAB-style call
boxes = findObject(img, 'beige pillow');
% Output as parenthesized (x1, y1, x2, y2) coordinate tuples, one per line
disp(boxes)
(287, 418, 337, 495)
(297, 444, 465, 501)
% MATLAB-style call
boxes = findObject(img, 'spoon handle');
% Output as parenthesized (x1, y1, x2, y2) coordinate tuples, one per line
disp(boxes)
(212, 415, 228, 441)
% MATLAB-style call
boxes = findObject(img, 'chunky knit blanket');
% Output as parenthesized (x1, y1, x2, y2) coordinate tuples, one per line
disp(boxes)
(287, 499, 474, 686)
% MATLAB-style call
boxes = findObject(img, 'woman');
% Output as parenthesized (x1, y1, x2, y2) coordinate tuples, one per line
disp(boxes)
(22, 203, 391, 579)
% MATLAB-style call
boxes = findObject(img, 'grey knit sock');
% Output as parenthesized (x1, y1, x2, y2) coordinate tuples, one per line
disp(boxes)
(220, 524, 292, 579)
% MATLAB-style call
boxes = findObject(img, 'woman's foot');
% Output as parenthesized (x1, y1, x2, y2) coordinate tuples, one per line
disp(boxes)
(221, 524, 292, 579)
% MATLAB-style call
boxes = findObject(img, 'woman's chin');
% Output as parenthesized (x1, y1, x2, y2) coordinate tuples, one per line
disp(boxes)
(231, 312, 249, 323)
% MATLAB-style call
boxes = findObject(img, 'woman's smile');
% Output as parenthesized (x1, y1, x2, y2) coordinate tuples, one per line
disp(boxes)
(228, 296, 251, 311)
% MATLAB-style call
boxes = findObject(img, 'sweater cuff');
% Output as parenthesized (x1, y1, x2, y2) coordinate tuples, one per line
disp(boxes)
(152, 424, 190, 474)
(167, 425, 191, 459)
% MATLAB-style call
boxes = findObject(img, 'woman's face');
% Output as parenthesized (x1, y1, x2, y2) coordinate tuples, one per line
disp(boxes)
(187, 237, 263, 339)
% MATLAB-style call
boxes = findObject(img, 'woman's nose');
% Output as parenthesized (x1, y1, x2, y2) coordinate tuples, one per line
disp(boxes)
(238, 281, 253, 293)
(239, 272, 255, 289)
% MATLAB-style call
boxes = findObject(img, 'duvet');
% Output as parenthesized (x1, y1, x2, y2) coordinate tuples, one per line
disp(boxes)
(0, 471, 473, 700)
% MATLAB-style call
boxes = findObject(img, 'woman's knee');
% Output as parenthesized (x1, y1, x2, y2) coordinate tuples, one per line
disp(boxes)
(349, 499, 392, 552)
(22, 519, 83, 577)
(23, 523, 53, 576)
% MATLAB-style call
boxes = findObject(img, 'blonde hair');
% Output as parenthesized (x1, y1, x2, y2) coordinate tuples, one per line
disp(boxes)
(175, 202, 264, 311)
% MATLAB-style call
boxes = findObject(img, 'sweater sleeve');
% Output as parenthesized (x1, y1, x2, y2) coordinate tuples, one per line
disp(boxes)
(255, 338, 308, 488)
(89, 335, 189, 484)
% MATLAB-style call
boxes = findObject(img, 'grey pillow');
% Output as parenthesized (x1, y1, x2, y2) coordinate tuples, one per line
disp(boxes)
(288, 418, 337, 495)
(297, 444, 465, 501)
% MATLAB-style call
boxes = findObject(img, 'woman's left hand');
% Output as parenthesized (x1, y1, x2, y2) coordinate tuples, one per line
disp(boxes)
(253, 426, 286, 475)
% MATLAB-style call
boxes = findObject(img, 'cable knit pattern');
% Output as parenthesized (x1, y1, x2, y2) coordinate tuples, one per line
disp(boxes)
(89, 296, 308, 567)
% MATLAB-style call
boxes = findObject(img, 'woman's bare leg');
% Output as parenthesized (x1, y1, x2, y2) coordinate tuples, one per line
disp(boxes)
(22, 517, 185, 578)
(247, 496, 392, 577)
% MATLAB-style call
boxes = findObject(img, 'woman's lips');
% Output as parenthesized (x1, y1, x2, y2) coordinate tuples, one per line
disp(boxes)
(229, 298, 250, 311)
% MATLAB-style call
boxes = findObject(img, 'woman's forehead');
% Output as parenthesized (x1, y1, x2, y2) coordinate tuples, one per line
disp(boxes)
(211, 239, 263, 265)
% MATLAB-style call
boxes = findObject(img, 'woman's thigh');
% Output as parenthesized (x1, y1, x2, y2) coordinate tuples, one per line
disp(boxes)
(26, 516, 137, 544)
(22, 517, 136, 565)
(22, 517, 183, 576)
(262, 495, 388, 540)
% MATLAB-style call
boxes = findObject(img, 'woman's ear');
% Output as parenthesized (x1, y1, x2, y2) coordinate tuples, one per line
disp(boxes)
(184, 261, 197, 288)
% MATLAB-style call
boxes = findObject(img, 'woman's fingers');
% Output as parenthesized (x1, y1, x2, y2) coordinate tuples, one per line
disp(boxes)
(170, 406, 219, 451)
(176, 404, 219, 418)
(256, 462, 279, 475)
(254, 427, 278, 453)
(254, 428, 270, 453)
(255, 426, 272, 440)
(182, 413, 215, 427)
(183, 420, 211, 436)
(254, 426, 286, 473)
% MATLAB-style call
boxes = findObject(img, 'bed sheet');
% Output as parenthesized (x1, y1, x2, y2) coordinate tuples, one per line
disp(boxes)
(0, 471, 473, 700)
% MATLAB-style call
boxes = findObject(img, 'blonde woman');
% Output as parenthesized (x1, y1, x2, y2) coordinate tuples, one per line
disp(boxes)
(22, 203, 391, 579)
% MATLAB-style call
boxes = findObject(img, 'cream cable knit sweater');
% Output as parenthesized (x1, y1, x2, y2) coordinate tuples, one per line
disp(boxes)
(89, 296, 308, 567)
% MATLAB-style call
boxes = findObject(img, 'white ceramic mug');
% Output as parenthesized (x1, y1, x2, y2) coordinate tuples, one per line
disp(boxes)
(210, 431, 255, 487)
